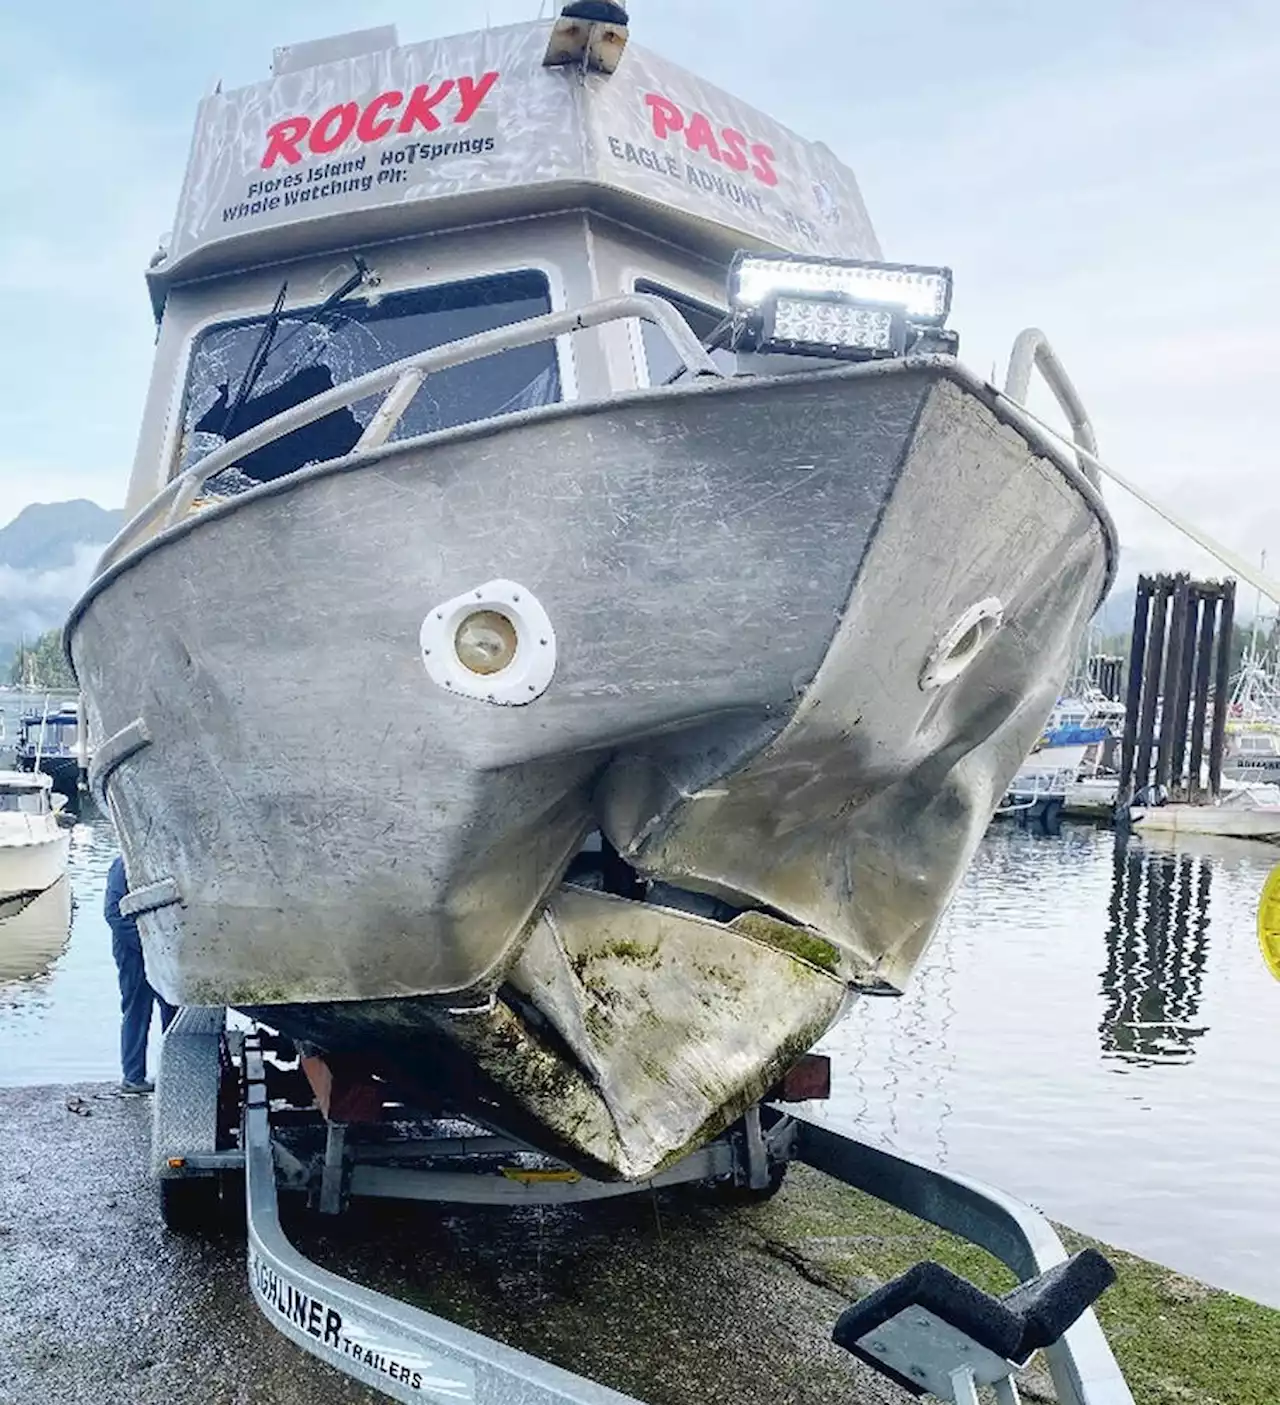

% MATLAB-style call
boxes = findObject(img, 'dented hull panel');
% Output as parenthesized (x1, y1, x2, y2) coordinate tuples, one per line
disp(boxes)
(600, 374, 1112, 989)
(69, 358, 1114, 1175)
(71, 365, 935, 1006)
(248, 884, 850, 1181)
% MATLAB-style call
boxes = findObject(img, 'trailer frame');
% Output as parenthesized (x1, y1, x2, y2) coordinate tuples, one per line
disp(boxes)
(153, 1008, 1135, 1405)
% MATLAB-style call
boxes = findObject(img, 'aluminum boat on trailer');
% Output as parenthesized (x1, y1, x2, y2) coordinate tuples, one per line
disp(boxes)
(68, 9, 1131, 1399)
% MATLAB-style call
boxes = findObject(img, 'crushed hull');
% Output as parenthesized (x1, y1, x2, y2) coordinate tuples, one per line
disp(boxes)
(70, 357, 1114, 1175)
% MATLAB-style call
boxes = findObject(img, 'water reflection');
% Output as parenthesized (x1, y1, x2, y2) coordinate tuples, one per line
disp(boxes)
(0, 875, 73, 986)
(1100, 836, 1212, 1065)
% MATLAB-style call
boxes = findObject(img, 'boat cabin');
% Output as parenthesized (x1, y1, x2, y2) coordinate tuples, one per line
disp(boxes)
(1230, 732, 1280, 758)
(16, 709, 81, 762)
(119, 15, 882, 523)
(0, 772, 55, 817)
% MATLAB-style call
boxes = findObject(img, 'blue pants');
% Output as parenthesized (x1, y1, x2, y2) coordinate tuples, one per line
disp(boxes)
(112, 926, 177, 1084)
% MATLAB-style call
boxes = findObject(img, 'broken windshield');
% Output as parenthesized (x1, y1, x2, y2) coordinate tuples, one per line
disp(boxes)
(178, 269, 560, 484)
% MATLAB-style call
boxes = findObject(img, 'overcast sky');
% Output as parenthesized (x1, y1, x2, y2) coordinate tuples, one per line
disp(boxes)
(2, 0, 1275, 614)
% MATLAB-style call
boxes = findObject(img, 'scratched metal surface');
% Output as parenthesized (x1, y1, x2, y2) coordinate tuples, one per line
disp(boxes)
(71, 365, 925, 1008)
(69, 358, 1113, 1175)
(161, 20, 879, 284)
(455, 885, 850, 1178)
(601, 374, 1114, 990)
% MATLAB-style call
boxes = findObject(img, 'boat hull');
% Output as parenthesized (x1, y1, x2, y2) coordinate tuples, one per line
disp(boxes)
(0, 830, 70, 901)
(1133, 802, 1280, 845)
(69, 356, 1114, 1174)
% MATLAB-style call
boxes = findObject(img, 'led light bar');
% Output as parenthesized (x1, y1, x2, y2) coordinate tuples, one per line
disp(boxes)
(731, 253, 953, 325)
(767, 295, 905, 357)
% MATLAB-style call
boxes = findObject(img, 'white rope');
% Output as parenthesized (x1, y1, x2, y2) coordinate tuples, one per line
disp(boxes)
(995, 390, 1280, 607)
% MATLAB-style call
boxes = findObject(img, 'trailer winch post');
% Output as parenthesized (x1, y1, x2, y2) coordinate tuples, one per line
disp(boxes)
(788, 1112, 1135, 1405)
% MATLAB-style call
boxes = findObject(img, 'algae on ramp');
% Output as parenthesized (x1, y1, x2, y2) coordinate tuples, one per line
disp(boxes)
(743, 1164, 1280, 1405)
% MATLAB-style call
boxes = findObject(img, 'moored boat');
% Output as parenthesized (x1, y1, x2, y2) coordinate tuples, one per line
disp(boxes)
(0, 772, 70, 901)
(67, 11, 1116, 1178)
(1132, 784, 1280, 845)
(15, 700, 89, 803)
(998, 689, 1124, 822)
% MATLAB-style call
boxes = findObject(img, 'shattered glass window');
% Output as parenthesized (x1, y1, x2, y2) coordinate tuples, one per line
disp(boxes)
(178, 270, 560, 485)
(635, 280, 736, 386)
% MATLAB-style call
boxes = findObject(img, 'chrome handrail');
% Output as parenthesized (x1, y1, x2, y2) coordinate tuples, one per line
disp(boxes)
(1002, 329, 1099, 488)
(96, 293, 720, 578)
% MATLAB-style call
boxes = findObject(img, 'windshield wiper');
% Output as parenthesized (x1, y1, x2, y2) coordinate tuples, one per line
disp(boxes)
(262, 255, 373, 367)
(219, 255, 374, 438)
(220, 281, 288, 437)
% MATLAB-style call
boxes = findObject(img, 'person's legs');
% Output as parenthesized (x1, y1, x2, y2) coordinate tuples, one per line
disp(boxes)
(113, 928, 154, 1087)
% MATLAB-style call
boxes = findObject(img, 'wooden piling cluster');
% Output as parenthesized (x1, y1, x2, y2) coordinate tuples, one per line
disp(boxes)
(1088, 654, 1124, 701)
(1117, 574, 1236, 806)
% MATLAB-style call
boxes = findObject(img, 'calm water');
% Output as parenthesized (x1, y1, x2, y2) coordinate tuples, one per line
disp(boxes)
(815, 822, 1280, 1308)
(1, 783, 1277, 1307)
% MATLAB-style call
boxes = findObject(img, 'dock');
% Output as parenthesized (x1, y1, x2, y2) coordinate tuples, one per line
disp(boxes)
(3, 1083, 1277, 1405)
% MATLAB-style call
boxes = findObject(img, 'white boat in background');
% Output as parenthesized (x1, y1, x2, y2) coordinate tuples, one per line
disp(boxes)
(999, 688, 1124, 821)
(14, 698, 91, 802)
(1132, 782, 1280, 845)
(0, 772, 71, 899)
(1223, 728, 1280, 784)
(1222, 629, 1280, 783)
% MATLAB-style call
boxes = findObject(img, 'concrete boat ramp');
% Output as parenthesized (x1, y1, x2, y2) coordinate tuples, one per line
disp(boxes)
(0, 1083, 913, 1405)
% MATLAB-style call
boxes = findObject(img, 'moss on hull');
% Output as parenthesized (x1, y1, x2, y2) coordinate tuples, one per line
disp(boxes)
(730, 911, 842, 975)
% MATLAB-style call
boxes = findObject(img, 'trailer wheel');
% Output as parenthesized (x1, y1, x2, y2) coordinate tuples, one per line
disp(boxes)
(712, 1161, 789, 1204)
(159, 1176, 222, 1233)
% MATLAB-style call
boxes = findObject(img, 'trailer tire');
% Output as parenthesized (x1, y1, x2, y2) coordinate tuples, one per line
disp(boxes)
(160, 1176, 222, 1234)
(712, 1161, 789, 1204)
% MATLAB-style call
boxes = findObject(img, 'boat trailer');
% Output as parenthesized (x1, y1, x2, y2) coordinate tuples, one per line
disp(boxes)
(154, 1008, 1135, 1405)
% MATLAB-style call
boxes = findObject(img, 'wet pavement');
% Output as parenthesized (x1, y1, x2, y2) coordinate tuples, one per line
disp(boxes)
(0, 1083, 910, 1405)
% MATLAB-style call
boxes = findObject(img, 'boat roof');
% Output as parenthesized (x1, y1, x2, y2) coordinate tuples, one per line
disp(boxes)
(148, 17, 879, 307)
(0, 771, 53, 789)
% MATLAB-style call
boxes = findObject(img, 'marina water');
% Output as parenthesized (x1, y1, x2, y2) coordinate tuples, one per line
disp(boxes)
(2, 689, 1276, 1308)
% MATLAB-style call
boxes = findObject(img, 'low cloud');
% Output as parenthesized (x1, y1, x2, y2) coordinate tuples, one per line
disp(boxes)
(0, 543, 106, 645)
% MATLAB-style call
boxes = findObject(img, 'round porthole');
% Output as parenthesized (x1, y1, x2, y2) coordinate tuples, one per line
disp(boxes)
(420, 580, 557, 705)
(454, 611, 519, 675)
(919, 597, 1004, 691)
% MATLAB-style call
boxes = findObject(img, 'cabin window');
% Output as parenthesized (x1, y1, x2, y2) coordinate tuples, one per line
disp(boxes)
(19, 719, 77, 751)
(0, 788, 45, 815)
(178, 270, 560, 485)
(634, 280, 736, 386)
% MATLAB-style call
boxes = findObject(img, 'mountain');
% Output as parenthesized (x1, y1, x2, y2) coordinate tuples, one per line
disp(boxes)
(1095, 580, 1138, 638)
(0, 501, 124, 664)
